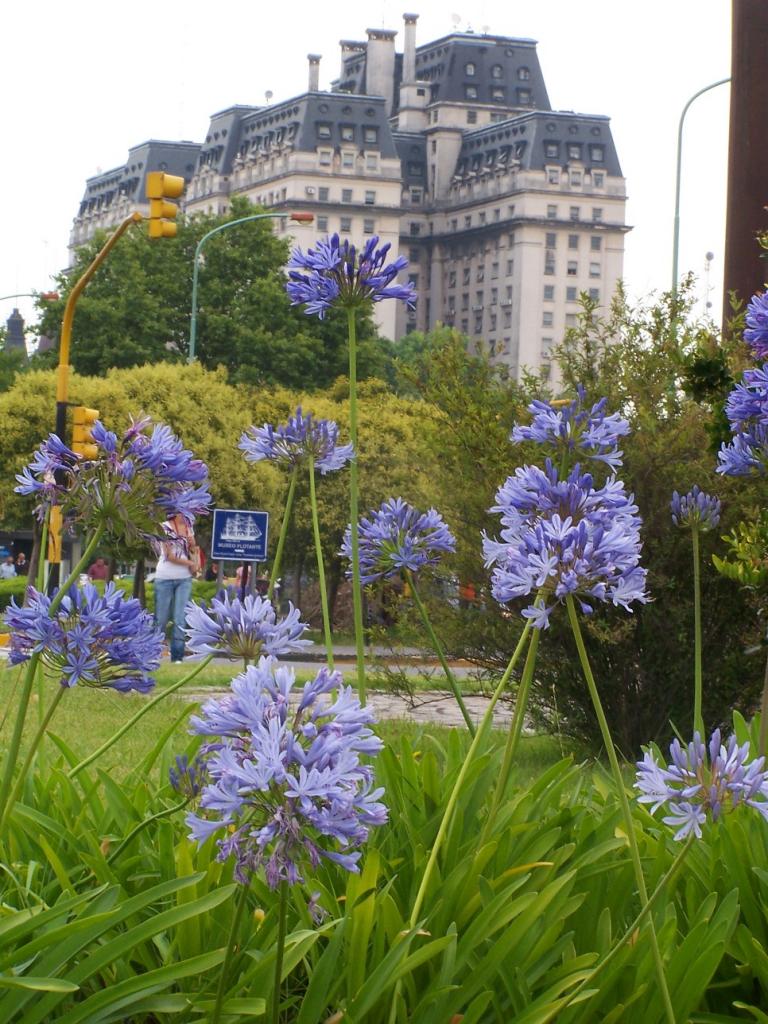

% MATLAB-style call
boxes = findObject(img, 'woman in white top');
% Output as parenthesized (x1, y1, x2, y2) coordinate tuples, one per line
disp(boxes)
(153, 513, 199, 663)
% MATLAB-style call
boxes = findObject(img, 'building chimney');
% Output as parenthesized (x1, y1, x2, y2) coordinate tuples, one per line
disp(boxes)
(365, 28, 397, 114)
(403, 13, 418, 83)
(339, 40, 366, 82)
(307, 54, 321, 92)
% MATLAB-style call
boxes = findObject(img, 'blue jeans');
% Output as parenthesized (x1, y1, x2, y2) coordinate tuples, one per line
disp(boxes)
(154, 577, 193, 661)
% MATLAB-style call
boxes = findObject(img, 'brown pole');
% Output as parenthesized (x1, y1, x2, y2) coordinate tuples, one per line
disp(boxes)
(722, 0, 768, 326)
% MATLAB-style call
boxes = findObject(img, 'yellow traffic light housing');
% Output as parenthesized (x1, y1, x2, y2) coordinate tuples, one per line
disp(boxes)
(146, 171, 185, 238)
(72, 406, 100, 460)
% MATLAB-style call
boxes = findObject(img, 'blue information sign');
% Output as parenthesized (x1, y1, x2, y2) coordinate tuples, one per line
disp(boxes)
(211, 508, 269, 561)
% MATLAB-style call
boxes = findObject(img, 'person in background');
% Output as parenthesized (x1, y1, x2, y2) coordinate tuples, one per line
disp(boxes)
(204, 561, 219, 582)
(0, 555, 16, 580)
(153, 514, 199, 664)
(14, 552, 28, 576)
(87, 557, 109, 581)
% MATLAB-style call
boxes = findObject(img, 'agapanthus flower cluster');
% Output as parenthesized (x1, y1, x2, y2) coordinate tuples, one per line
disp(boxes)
(286, 234, 416, 319)
(744, 291, 768, 360)
(169, 754, 207, 799)
(483, 458, 648, 629)
(5, 582, 161, 692)
(15, 417, 211, 542)
(717, 365, 768, 477)
(635, 729, 768, 840)
(670, 485, 721, 531)
(341, 497, 456, 585)
(187, 657, 388, 886)
(185, 590, 311, 662)
(511, 385, 630, 471)
(239, 407, 354, 475)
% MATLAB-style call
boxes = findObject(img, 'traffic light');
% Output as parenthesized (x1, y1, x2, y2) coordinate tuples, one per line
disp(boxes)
(146, 171, 185, 238)
(72, 406, 100, 459)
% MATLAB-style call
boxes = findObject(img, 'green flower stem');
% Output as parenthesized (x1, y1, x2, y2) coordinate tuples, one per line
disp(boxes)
(35, 515, 50, 730)
(108, 797, 189, 865)
(268, 466, 298, 603)
(68, 654, 213, 779)
(347, 307, 367, 703)
(212, 883, 251, 1024)
(692, 525, 704, 737)
(480, 621, 541, 846)
(759, 650, 768, 757)
(406, 571, 474, 734)
(565, 596, 676, 1024)
(308, 455, 334, 671)
(271, 881, 289, 1024)
(0, 526, 103, 829)
(544, 834, 695, 1023)
(387, 622, 533, 1024)
(0, 686, 65, 832)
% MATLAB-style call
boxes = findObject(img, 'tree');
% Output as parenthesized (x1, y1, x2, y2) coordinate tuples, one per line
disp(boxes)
(33, 198, 391, 388)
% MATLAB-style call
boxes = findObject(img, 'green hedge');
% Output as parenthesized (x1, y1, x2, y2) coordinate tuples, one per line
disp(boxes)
(0, 576, 221, 619)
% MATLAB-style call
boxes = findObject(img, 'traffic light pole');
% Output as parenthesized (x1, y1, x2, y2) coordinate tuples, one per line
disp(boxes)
(48, 212, 143, 591)
(188, 210, 313, 363)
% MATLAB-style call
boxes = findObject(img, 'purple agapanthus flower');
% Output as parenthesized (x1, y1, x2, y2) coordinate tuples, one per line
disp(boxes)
(187, 657, 388, 886)
(4, 582, 161, 692)
(286, 234, 416, 319)
(341, 497, 456, 585)
(717, 364, 768, 477)
(15, 416, 211, 542)
(239, 407, 354, 475)
(670, 486, 721, 531)
(185, 590, 311, 662)
(745, 292, 768, 360)
(483, 459, 648, 627)
(169, 754, 207, 799)
(636, 729, 768, 840)
(512, 385, 630, 471)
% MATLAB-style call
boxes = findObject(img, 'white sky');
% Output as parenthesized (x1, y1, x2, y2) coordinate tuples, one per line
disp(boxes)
(1, 0, 731, 338)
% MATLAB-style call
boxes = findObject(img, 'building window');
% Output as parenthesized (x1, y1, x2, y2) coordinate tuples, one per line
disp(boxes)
(565, 313, 578, 327)
(409, 248, 421, 263)
(464, 215, 472, 228)
(342, 188, 353, 203)
(508, 205, 516, 217)
(593, 172, 604, 187)
(467, 110, 478, 124)
(547, 204, 557, 218)
(566, 286, 577, 301)
(461, 293, 469, 311)
(363, 218, 375, 234)
(570, 206, 580, 221)
(590, 145, 605, 162)
(568, 143, 582, 161)
(490, 287, 498, 305)
(545, 256, 555, 276)
(544, 142, 559, 159)
(317, 215, 328, 231)
(542, 311, 553, 327)
(340, 216, 352, 232)
(503, 310, 512, 327)
(491, 64, 504, 79)
(491, 87, 505, 101)
(589, 262, 601, 277)
(463, 267, 470, 285)
(319, 149, 331, 166)
(518, 66, 530, 80)
(545, 232, 556, 248)
(590, 236, 602, 251)
(589, 288, 600, 301)
(491, 262, 499, 278)
(505, 285, 513, 301)
(517, 88, 532, 104)
(548, 169, 560, 184)
(317, 123, 332, 139)
(363, 126, 378, 144)
(465, 62, 476, 76)
(474, 315, 483, 333)
(410, 188, 422, 204)
(478, 212, 486, 225)
(365, 190, 376, 205)
(448, 270, 456, 287)
(592, 207, 604, 222)
(342, 151, 354, 168)
(475, 290, 483, 306)
(490, 313, 497, 331)
(493, 208, 500, 221)
(544, 285, 555, 301)
(465, 85, 478, 100)
(410, 222, 421, 235)
(409, 273, 419, 289)
(318, 187, 329, 201)
(568, 234, 579, 250)
(461, 319, 469, 333)
(341, 125, 354, 141)
(570, 170, 582, 185)
(567, 260, 578, 276)
(476, 265, 485, 282)
(366, 154, 378, 170)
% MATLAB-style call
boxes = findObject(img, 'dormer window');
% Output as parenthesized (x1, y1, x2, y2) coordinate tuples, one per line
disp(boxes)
(465, 85, 478, 100)
(465, 61, 476, 76)
(518, 66, 530, 80)
(568, 143, 582, 161)
(491, 64, 504, 79)
(317, 123, 332, 139)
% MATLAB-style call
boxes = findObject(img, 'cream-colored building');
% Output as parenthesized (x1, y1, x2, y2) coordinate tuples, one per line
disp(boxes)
(69, 15, 627, 381)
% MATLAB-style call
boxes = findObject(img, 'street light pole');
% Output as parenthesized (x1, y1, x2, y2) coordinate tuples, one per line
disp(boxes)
(188, 210, 313, 363)
(671, 77, 730, 294)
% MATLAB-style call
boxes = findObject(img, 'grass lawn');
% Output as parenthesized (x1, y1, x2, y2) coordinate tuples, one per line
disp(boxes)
(0, 660, 576, 786)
